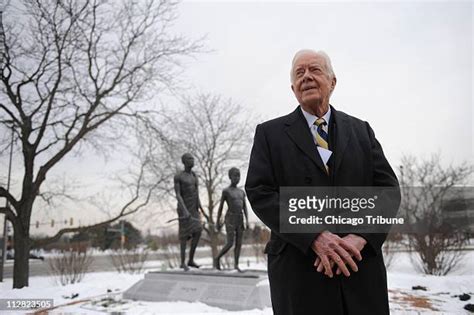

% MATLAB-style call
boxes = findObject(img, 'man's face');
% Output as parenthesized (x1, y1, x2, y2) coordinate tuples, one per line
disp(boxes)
(229, 172, 240, 185)
(291, 52, 336, 113)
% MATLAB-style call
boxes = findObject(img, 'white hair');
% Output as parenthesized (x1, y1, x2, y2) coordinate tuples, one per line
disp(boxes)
(290, 49, 335, 83)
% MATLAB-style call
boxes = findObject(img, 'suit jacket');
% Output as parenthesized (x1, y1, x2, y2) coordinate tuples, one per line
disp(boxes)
(245, 105, 399, 315)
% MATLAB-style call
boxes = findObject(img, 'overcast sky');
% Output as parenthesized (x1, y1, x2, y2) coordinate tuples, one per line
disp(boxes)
(173, 0, 472, 167)
(3, 0, 472, 236)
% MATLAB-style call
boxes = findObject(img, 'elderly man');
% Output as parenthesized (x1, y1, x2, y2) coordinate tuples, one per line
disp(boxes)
(245, 49, 399, 315)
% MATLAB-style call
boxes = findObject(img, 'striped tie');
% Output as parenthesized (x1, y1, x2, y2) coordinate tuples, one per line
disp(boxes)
(314, 118, 329, 149)
(314, 118, 329, 174)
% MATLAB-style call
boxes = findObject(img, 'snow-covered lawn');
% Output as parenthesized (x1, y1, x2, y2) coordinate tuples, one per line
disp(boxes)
(1, 252, 472, 314)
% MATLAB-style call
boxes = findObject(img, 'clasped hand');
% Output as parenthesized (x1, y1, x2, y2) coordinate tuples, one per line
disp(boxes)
(311, 231, 366, 278)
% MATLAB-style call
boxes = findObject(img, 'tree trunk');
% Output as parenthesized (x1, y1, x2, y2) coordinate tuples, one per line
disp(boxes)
(12, 229, 30, 288)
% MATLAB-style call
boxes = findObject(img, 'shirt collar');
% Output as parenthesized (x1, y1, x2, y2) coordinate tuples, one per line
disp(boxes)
(300, 105, 331, 129)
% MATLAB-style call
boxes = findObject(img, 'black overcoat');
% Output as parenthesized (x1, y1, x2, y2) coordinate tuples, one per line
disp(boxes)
(245, 105, 399, 315)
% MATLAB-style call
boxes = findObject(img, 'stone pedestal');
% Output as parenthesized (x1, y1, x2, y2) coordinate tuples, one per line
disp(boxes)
(123, 269, 271, 311)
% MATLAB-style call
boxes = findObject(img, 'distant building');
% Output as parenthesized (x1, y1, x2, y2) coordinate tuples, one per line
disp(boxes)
(442, 188, 474, 234)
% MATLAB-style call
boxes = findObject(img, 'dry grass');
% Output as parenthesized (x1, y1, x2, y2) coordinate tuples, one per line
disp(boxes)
(389, 289, 439, 311)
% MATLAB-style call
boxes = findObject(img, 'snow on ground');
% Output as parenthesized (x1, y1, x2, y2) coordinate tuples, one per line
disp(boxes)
(386, 252, 473, 314)
(1, 252, 473, 314)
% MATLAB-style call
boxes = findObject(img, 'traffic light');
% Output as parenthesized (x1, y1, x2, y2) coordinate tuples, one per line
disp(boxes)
(51, 219, 54, 227)
(36, 221, 39, 228)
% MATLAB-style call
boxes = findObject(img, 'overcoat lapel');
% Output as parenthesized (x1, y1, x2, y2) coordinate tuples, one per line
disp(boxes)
(284, 107, 327, 174)
(284, 106, 352, 177)
(331, 106, 352, 175)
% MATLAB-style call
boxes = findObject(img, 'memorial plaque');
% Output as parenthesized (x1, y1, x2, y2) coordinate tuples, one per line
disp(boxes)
(170, 281, 205, 300)
(123, 270, 271, 311)
(201, 283, 253, 306)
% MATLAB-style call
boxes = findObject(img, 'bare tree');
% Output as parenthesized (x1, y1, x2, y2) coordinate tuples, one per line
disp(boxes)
(109, 248, 149, 274)
(145, 93, 255, 260)
(0, 0, 202, 288)
(398, 154, 473, 275)
(48, 248, 94, 286)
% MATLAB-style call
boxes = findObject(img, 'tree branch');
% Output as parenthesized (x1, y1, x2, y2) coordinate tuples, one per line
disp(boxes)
(0, 206, 17, 224)
(0, 187, 18, 211)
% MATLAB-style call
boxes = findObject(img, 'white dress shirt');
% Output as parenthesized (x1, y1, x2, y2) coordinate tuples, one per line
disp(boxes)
(300, 106, 332, 167)
(300, 105, 331, 145)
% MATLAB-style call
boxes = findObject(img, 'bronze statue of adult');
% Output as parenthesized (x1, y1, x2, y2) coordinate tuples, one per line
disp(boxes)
(174, 153, 203, 271)
(214, 167, 249, 272)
